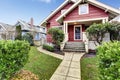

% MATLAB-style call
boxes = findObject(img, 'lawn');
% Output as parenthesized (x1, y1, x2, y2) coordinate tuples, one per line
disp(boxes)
(23, 47, 62, 80)
(81, 56, 99, 80)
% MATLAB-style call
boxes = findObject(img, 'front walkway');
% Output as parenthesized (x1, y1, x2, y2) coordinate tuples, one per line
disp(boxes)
(50, 52, 85, 80)
(37, 47, 64, 60)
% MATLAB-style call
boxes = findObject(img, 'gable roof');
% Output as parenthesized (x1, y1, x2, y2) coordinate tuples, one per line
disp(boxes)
(0, 22, 15, 32)
(15, 20, 46, 33)
(56, 0, 120, 22)
(40, 0, 75, 26)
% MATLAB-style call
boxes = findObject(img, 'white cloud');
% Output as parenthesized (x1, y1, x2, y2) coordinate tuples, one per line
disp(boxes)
(39, 0, 51, 3)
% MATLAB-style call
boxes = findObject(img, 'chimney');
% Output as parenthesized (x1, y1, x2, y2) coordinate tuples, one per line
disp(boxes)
(30, 17, 34, 27)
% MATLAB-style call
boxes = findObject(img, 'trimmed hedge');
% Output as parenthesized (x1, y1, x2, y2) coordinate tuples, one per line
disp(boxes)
(43, 44, 54, 52)
(0, 40, 30, 80)
(97, 41, 120, 80)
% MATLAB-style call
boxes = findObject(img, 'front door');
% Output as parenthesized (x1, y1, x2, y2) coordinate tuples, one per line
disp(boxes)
(74, 25, 82, 40)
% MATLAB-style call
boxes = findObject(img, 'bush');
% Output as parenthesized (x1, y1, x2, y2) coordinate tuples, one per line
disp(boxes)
(0, 40, 30, 80)
(43, 44, 54, 52)
(48, 28, 64, 50)
(22, 33, 34, 46)
(97, 41, 120, 80)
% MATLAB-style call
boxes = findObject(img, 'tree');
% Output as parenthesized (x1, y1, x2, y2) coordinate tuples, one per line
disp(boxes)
(86, 23, 109, 45)
(22, 33, 34, 46)
(15, 25, 22, 40)
(106, 21, 120, 41)
(48, 28, 64, 51)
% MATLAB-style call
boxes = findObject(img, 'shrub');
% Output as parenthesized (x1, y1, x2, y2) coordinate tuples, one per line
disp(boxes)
(97, 41, 120, 80)
(43, 44, 54, 52)
(48, 28, 64, 50)
(22, 33, 34, 46)
(0, 40, 30, 80)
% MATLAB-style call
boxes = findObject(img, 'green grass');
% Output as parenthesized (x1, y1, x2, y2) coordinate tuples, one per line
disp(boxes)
(81, 56, 99, 80)
(23, 47, 62, 80)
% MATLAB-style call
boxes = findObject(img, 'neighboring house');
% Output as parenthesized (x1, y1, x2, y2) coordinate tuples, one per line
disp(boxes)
(15, 19, 46, 46)
(0, 22, 15, 40)
(40, 0, 120, 52)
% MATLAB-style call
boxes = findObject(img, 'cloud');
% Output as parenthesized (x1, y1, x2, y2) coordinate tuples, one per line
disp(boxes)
(39, 0, 51, 3)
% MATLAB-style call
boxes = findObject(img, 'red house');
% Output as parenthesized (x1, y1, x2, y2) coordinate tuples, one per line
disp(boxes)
(40, 0, 120, 52)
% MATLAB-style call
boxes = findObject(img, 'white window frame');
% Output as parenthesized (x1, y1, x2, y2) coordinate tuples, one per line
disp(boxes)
(79, 4, 89, 15)
(74, 25, 82, 40)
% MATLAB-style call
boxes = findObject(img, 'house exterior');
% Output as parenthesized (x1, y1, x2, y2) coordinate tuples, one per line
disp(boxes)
(15, 19, 46, 46)
(40, 0, 120, 52)
(0, 19, 46, 46)
(0, 22, 15, 40)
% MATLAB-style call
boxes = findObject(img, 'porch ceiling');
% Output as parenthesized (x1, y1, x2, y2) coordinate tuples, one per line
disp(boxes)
(68, 20, 102, 26)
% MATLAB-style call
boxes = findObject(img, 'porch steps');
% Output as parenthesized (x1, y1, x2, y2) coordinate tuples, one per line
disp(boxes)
(63, 42, 85, 52)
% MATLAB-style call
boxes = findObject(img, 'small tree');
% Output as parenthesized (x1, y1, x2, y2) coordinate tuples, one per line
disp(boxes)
(48, 28, 64, 51)
(15, 25, 22, 40)
(86, 23, 109, 45)
(22, 33, 34, 46)
(106, 21, 120, 41)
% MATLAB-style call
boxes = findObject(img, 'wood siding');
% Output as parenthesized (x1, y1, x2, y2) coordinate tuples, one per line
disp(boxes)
(46, 2, 73, 42)
(64, 4, 108, 21)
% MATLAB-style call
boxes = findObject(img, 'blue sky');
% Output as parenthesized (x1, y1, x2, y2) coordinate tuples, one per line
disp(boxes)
(0, 0, 120, 25)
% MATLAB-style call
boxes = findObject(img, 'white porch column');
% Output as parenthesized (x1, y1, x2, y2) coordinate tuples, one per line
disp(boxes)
(61, 22, 68, 50)
(102, 19, 106, 23)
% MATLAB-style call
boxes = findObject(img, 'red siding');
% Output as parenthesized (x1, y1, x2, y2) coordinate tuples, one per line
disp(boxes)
(46, 2, 73, 42)
(64, 4, 108, 21)
(48, 2, 73, 27)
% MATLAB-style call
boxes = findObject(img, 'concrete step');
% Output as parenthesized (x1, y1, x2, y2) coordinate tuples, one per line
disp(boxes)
(63, 49, 85, 52)
(63, 42, 85, 52)
(64, 47, 85, 50)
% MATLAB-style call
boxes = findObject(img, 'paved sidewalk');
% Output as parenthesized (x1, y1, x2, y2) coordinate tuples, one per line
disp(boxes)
(50, 52, 85, 80)
(37, 47, 64, 60)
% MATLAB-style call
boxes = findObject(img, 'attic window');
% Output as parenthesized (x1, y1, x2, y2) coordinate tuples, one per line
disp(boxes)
(61, 9, 66, 14)
(79, 4, 89, 15)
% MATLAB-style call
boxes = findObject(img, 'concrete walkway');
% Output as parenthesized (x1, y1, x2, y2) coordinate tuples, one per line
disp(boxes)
(37, 47, 64, 60)
(50, 52, 85, 80)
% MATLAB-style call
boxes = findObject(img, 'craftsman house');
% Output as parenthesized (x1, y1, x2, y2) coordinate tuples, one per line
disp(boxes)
(40, 0, 120, 52)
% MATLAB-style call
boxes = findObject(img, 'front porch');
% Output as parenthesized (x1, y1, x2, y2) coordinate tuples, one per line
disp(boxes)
(61, 17, 108, 52)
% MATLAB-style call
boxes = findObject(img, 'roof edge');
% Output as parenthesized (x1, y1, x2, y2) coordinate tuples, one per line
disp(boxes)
(40, 0, 72, 27)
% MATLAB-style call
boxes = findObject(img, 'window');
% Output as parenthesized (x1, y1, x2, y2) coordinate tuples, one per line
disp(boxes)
(61, 9, 66, 14)
(79, 4, 89, 15)
(34, 33, 40, 40)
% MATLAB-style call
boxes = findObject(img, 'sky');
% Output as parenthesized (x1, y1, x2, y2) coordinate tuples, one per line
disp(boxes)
(0, 0, 120, 25)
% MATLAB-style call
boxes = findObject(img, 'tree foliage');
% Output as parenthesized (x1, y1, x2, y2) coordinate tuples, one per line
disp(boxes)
(15, 25, 22, 40)
(48, 28, 64, 50)
(22, 33, 34, 46)
(97, 41, 120, 80)
(0, 40, 30, 80)
(106, 21, 120, 41)
(86, 22, 120, 44)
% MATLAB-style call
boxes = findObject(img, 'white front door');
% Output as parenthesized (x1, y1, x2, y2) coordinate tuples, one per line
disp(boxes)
(74, 25, 82, 40)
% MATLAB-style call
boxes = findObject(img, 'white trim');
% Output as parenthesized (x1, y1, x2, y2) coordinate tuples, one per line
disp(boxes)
(40, 0, 75, 26)
(0, 24, 8, 32)
(64, 17, 108, 23)
(56, 0, 82, 22)
(74, 25, 82, 40)
(87, 0, 120, 15)
(56, 0, 120, 22)
(79, 4, 89, 15)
